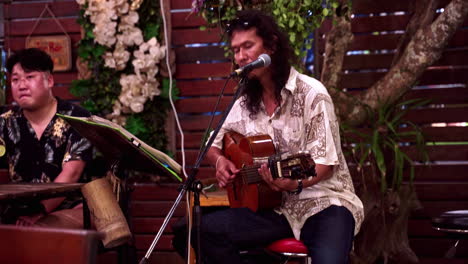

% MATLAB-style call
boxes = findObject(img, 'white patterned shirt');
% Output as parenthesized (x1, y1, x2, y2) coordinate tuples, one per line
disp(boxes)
(211, 67, 364, 239)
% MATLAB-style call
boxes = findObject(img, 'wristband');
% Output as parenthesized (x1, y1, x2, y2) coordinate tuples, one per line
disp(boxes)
(288, 179, 303, 195)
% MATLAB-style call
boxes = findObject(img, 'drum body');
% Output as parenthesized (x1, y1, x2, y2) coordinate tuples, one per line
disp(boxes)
(81, 178, 131, 248)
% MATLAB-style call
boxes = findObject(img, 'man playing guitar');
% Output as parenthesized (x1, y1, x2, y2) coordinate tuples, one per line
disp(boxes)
(182, 10, 364, 264)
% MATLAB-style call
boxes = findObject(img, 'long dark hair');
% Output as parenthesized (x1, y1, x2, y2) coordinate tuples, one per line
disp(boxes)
(226, 10, 295, 117)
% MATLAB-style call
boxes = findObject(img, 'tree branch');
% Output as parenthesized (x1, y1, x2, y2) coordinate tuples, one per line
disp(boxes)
(320, 1, 356, 122)
(391, 0, 440, 66)
(341, 0, 468, 126)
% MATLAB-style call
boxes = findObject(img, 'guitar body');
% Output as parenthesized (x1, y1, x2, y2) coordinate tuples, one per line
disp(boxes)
(223, 132, 282, 211)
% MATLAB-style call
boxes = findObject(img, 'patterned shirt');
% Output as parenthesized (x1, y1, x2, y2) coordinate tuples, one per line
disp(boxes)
(212, 67, 364, 239)
(0, 98, 93, 185)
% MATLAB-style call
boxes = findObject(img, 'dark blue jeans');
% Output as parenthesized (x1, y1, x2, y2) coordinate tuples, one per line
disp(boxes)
(173, 205, 355, 264)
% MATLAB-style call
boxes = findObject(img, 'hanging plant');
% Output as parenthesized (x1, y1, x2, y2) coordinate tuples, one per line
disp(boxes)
(72, 0, 178, 153)
(191, 0, 339, 60)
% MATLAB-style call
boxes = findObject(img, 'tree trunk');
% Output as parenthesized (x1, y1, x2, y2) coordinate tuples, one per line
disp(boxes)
(352, 184, 422, 264)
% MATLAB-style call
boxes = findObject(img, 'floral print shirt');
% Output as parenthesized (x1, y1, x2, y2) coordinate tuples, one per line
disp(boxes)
(0, 98, 93, 184)
(211, 67, 364, 239)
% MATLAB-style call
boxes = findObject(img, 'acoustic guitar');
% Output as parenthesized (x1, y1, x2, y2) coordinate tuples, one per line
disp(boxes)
(223, 131, 316, 212)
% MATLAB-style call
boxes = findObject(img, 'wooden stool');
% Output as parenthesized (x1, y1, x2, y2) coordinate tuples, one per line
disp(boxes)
(267, 238, 310, 264)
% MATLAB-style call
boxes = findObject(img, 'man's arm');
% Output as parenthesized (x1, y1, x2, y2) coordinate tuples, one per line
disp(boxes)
(41, 160, 86, 213)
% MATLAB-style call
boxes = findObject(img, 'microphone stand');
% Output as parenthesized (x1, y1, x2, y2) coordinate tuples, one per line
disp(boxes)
(139, 76, 248, 264)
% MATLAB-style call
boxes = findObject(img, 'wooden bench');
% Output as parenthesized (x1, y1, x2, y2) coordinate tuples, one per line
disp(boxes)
(0, 225, 102, 264)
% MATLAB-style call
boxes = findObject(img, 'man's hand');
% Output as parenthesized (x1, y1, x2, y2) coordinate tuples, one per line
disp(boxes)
(16, 213, 44, 226)
(215, 156, 240, 188)
(258, 163, 298, 192)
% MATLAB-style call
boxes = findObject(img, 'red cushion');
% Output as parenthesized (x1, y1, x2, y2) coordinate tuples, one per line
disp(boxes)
(267, 238, 308, 254)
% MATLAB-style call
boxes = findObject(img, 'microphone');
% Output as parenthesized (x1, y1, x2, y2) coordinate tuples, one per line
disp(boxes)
(230, 54, 271, 77)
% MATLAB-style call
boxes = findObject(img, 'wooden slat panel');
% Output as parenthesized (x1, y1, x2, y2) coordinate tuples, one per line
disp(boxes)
(131, 183, 181, 201)
(175, 96, 233, 113)
(404, 108, 468, 124)
(131, 217, 180, 234)
(177, 132, 205, 148)
(6, 18, 81, 36)
(410, 238, 468, 258)
(52, 72, 78, 84)
(351, 0, 451, 14)
(319, 14, 420, 34)
(411, 164, 468, 182)
(53, 85, 76, 100)
(5, 1, 79, 19)
(405, 145, 468, 161)
(420, 127, 468, 142)
(172, 12, 206, 28)
(418, 260, 468, 264)
(130, 201, 186, 217)
(317, 33, 401, 52)
(178, 79, 236, 97)
(339, 164, 468, 182)
(318, 29, 468, 53)
(340, 68, 468, 89)
(135, 251, 185, 264)
(404, 87, 468, 105)
(134, 234, 175, 251)
(179, 115, 220, 131)
(175, 62, 231, 79)
(176, 150, 209, 166)
(411, 201, 468, 219)
(408, 219, 444, 237)
(351, 14, 410, 33)
(171, 0, 192, 10)
(319, 49, 468, 71)
(175, 46, 226, 64)
(414, 182, 468, 201)
(172, 28, 222, 45)
(352, 0, 410, 13)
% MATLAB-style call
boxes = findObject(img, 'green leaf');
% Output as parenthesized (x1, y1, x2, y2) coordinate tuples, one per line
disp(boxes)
(144, 22, 160, 40)
(92, 45, 106, 58)
(125, 115, 149, 136)
(322, 8, 330, 16)
(289, 19, 295, 28)
(289, 32, 296, 43)
(82, 99, 98, 113)
(70, 79, 92, 97)
(161, 78, 179, 100)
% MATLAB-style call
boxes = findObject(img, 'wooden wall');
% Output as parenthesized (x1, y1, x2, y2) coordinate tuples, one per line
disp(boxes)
(3, 0, 468, 263)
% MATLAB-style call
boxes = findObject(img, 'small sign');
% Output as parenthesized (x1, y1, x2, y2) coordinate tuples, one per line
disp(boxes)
(25, 35, 72, 72)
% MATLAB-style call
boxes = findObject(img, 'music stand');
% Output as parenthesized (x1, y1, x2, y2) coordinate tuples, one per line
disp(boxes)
(56, 114, 182, 182)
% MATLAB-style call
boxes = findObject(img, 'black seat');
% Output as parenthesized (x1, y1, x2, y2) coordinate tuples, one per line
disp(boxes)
(431, 210, 468, 258)
(432, 210, 468, 232)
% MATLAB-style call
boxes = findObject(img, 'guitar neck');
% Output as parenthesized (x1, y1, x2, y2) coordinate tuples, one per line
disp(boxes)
(239, 164, 297, 184)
